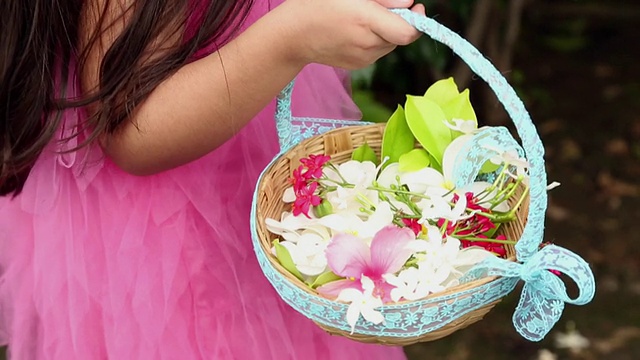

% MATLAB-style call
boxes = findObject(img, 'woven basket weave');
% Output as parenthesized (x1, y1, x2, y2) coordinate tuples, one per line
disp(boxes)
(250, 9, 595, 346)
(254, 123, 529, 345)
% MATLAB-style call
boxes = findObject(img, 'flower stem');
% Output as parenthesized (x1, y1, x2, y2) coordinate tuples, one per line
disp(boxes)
(460, 236, 517, 245)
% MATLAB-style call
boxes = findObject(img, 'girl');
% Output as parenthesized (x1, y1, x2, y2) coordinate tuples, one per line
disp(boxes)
(0, 0, 424, 359)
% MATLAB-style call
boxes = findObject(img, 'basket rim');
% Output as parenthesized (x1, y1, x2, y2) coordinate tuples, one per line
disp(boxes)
(252, 122, 525, 309)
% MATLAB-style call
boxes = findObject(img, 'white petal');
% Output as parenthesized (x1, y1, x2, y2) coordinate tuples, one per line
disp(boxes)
(454, 247, 494, 268)
(336, 288, 364, 303)
(360, 275, 375, 294)
(547, 181, 561, 191)
(360, 202, 394, 238)
(282, 187, 296, 203)
(376, 163, 400, 188)
(297, 262, 327, 277)
(361, 303, 385, 325)
(345, 301, 362, 334)
(442, 134, 473, 182)
(317, 213, 357, 232)
(400, 168, 444, 194)
(406, 239, 430, 253)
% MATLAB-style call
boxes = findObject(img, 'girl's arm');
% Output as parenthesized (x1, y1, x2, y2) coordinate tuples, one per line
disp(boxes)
(81, 0, 424, 175)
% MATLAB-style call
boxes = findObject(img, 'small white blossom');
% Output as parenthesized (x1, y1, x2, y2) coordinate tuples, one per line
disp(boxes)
(337, 276, 385, 334)
(444, 118, 477, 134)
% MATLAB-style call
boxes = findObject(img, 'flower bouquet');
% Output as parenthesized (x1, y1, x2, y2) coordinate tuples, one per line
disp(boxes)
(265, 77, 529, 334)
(251, 10, 594, 346)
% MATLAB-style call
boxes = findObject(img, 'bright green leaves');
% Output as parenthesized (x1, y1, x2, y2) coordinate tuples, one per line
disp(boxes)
(381, 105, 414, 168)
(382, 77, 478, 168)
(309, 271, 343, 289)
(398, 149, 432, 173)
(273, 240, 304, 281)
(352, 142, 378, 165)
(405, 96, 452, 167)
(424, 77, 477, 127)
(440, 89, 477, 132)
(424, 77, 460, 105)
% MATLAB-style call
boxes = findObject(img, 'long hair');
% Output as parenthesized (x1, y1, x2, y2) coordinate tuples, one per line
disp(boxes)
(0, 0, 254, 196)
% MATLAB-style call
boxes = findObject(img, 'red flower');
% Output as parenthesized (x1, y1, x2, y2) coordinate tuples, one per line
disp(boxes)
(292, 182, 322, 218)
(401, 218, 422, 236)
(290, 165, 310, 192)
(461, 234, 508, 258)
(300, 154, 331, 179)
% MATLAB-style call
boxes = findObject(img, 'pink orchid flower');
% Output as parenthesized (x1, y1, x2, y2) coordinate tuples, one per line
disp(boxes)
(317, 225, 415, 303)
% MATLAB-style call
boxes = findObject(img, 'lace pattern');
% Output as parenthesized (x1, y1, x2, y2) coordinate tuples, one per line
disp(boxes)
(256, 9, 596, 341)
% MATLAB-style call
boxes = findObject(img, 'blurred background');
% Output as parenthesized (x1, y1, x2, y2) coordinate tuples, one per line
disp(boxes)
(350, 0, 639, 359)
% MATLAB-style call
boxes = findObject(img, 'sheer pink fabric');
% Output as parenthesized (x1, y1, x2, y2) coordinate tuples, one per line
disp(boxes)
(0, 1, 406, 359)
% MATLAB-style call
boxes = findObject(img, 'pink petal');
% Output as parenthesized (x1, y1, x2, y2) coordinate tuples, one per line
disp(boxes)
(317, 279, 363, 299)
(325, 233, 371, 278)
(376, 280, 397, 304)
(369, 225, 415, 275)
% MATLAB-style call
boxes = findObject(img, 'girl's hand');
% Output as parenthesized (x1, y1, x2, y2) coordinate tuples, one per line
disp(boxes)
(277, 0, 425, 70)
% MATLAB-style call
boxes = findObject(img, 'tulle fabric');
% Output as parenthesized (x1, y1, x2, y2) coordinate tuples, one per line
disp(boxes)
(0, 1, 406, 359)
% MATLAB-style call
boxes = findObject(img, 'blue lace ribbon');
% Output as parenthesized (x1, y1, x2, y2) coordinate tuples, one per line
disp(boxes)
(465, 245, 595, 341)
(260, 8, 597, 342)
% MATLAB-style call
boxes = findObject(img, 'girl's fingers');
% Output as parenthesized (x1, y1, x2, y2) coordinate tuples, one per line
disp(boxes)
(367, 6, 421, 46)
(411, 3, 426, 15)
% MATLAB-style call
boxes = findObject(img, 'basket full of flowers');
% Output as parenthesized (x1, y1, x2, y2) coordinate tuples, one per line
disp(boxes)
(250, 9, 595, 346)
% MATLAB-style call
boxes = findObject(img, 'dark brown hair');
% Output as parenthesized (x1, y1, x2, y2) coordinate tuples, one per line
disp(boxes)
(0, 0, 254, 196)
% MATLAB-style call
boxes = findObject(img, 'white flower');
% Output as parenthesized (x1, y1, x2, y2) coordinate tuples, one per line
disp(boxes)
(384, 265, 448, 302)
(418, 191, 471, 224)
(337, 276, 385, 334)
(277, 231, 330, 276)
(397, 225, 494, 300)
(318, 201, 394, 241)
(323, 160, 379, 215)
(265, 212, 320, 242)
(488, 147, 530, 180)
(462, 181, 510, 212)
(444, 118, 477, 134)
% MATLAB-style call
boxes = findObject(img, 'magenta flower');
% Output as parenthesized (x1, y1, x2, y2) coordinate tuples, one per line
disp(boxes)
(300, 154, 331, 179)
(317, 225, 415, 303)
(292, 182, 322, 218)
(290, 165, 311, 193)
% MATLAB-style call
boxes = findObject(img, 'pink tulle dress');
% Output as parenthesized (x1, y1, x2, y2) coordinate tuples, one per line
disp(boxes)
(0, 1, 407, 359)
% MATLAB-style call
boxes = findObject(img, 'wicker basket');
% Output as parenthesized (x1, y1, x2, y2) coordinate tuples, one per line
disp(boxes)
(254, 122, 529, 345)
(250, 9, 595, 345)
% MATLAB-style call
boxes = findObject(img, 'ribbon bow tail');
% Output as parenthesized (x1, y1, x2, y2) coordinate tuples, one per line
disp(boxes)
(513, 278, 565, 341)
(513, 245, 596, 341)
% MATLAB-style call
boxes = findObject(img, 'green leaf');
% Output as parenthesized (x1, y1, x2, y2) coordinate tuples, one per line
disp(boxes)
(310, 271, 343, 289)
(404, 96, 452, 166)
(352, 142, 378, 165)
(273, 240, 304, 281)
(381, 105, 415, 168)
(479, 160, 501, 174)
(441, 89, 477, 123)
(398, 149, 431, 172)
(484, 223, 502, 238)
(424, 77, 460, 106)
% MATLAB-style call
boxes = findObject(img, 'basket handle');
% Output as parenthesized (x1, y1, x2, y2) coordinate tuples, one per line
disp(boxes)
(276, 9, 546, 260)
(273, 9, 594, 341)
(389, 9, 594, 341)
